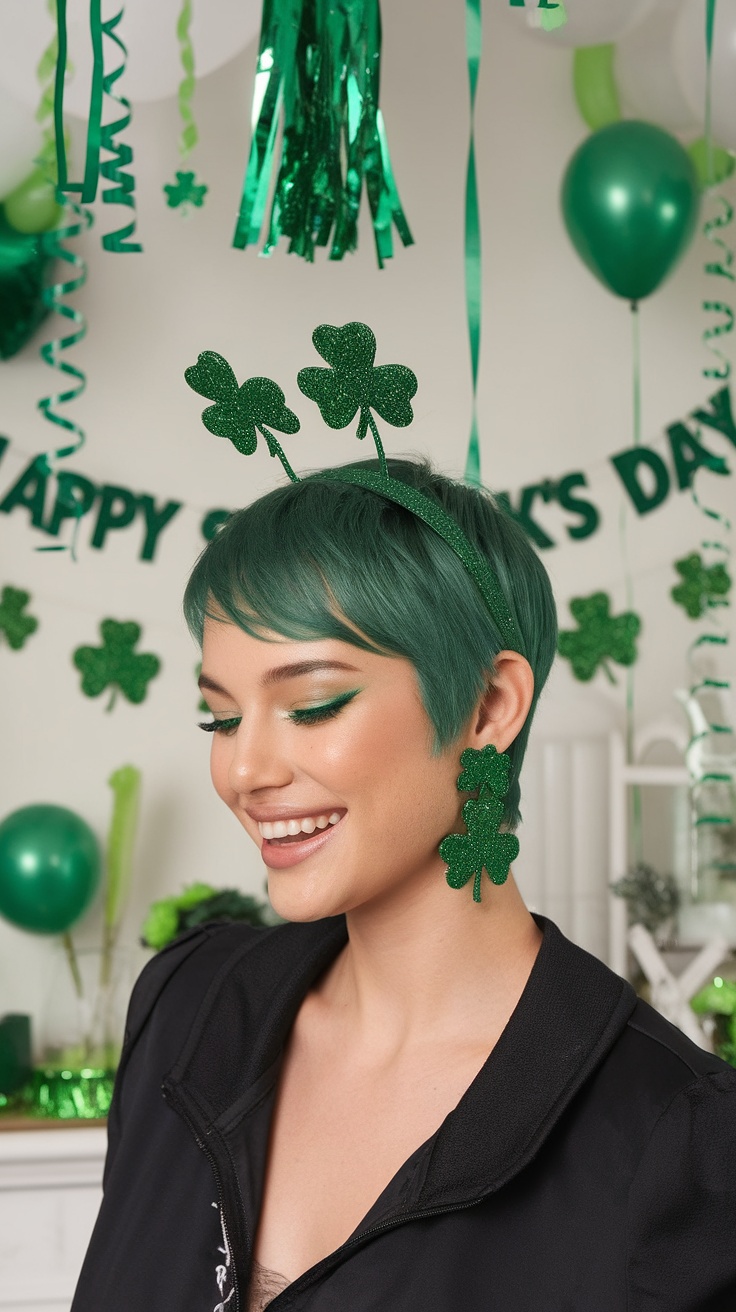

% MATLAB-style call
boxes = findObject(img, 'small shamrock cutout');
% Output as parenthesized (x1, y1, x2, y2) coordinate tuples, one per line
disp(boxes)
(297, 322, 417, 471)
(0, 586, 38, 650)
(671, 552, 731, 619)
(439, 744, 519, 903)
(163, 170, 208, 210)
(185, 351, 300, 481)
(73, 619, 161, 711)
(557, 592, 640, 683)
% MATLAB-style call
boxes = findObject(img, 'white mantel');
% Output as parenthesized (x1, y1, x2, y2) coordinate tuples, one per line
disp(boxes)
(0, 1126, 105, 1312)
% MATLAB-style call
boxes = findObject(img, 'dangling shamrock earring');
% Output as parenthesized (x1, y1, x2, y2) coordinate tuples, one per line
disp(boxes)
(439, 744, 519, 904)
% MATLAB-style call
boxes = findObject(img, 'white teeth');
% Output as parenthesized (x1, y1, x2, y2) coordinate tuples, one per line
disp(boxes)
(257, 812, 343, 839)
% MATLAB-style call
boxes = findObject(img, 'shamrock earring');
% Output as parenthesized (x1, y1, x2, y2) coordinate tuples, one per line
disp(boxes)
(439, 744, 519, 904)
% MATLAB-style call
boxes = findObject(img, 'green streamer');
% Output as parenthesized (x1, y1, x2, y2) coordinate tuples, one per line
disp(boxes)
(684, 0, 736, 855)
(176, 0, 198, 157)
(36, 199, 93, 559)
(53, 0, 104, 202)
(233, 0, 412, 267)
(99, 10, 142, 252)
(464, 0, 482, 486)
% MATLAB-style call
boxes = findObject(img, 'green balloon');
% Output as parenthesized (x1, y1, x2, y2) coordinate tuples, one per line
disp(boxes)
(0, 207, 52, 359)
(0, 804, 101, 935)
(573, 45, 621, 132)
(4, 170, 62, 235)
(561, 121, 700, 303)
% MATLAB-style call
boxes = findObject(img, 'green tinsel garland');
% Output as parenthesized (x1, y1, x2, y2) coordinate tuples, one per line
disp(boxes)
(234, 0, 413, 266)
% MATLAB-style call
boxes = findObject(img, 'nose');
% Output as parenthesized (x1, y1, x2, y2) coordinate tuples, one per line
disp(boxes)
(225, 714, 294, 796)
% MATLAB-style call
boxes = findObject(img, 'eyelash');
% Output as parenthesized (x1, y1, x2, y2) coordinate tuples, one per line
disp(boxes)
(198, 690, 361, 735)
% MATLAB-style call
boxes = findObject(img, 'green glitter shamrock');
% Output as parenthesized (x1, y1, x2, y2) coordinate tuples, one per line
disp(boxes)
(73, 619, 161, 711)
(185, 351, 300, 481)
(0, 586, 38, 650)
(557, 592, 641, 683)
(163, 170, 208, 210)
(439, 746, 519, 904)
(671, 552, 731, 619)
(297, 322, 417, 475)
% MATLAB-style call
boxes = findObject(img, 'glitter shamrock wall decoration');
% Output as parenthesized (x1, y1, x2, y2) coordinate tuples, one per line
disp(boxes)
(0, 586, 39, 650)
(297, 322, 417, 475)
(185, 352, 301, 481)
(73, 620, 161, 711)
(439, 745, 519, 903)
(558, 591, 641, 683)
(670, 552, 732, 619)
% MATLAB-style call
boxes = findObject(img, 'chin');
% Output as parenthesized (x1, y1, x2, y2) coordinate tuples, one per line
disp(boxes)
(265, 870, 350, 924)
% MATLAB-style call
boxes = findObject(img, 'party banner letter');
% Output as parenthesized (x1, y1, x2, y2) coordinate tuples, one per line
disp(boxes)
(610, 446, 670, 515)
(91, 484, 139, 550)
(138, 495, 183, 562)
(0, 458, 48, 530)
(45, 472, 98, 537)
(666, 423, 729, 490)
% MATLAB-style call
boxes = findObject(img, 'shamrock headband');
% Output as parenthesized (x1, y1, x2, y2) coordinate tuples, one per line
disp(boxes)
(184, 321, 526, 656)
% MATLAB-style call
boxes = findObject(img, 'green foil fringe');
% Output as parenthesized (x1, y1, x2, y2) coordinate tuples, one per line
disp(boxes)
(233, 0, 413, 267)
(0, 1067, 115, 1121)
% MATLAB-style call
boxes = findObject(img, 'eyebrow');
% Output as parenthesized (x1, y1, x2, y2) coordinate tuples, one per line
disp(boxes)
(198, 659, 360, 697)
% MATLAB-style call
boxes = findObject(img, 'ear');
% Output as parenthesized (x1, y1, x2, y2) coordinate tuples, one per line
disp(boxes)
(467, 651, 535, 754)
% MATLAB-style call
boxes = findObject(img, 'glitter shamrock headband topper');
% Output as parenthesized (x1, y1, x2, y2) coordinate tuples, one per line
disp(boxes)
(184, 321, 526, 656)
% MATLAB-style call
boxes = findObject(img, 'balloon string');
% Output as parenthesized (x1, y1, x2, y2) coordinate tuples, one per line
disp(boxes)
(464, 0, 482, 486)
(705, 0, 716, 187)
(99, 10, 142, 252)
(36, 199, 94, 560)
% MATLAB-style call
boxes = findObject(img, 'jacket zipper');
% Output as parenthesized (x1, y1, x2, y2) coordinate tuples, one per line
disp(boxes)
(162, 1081, 243, 1312)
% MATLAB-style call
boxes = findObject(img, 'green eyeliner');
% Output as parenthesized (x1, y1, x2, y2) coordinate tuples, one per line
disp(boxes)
(287, 688, 362, 724)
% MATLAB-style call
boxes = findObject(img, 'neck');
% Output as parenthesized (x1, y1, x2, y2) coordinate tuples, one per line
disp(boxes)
(323, 866, 542, 1054)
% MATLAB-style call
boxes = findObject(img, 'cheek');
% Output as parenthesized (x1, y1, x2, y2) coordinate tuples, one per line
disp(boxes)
(210, 737, 236, 807)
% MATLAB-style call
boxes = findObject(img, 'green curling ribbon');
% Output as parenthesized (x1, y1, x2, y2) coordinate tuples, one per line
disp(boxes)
(685, 0, 736, 835)
(233, 0, 413, 267)
(54, 0, 105, 203)
(464, 0, 482, 486)
(36, 199, 93, 557)
(99, 10, 142, 252)
(176, 0, 198, 158)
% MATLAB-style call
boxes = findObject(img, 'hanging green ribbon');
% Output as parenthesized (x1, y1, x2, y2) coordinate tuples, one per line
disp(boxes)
(684, 0, 735, 848)
(176, 0, 198, 158)
(99, 10, 142, 252)
(54, 0, 104, 203)
(464, 0, 482, 486)
(36, 200, 94, 558)
(233, 0, 412, 267)
(53, 0, 141, 247)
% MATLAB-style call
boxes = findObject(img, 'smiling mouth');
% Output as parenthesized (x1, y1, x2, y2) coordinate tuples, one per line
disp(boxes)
(259, 811, 344, 845)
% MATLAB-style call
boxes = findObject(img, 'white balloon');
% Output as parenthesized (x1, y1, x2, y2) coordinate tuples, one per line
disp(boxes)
(0, 0, 261, 114)
(503, 0, 655, 48)
(616, 0, 697, 133)
(674, 0, 736, 149)
(0, 86, 42, 202)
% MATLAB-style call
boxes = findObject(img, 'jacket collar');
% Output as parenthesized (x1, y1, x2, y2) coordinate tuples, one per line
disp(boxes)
(166, 914, 636, 1206)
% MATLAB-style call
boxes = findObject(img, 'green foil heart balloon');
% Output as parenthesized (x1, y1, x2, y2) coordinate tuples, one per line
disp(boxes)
(0, 804, 101, 934)
(0, 206, 52, 360)
(561, 121, 700, 303)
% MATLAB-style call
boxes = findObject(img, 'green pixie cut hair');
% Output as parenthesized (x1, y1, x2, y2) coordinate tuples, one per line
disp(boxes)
(183, 457, 557, 828)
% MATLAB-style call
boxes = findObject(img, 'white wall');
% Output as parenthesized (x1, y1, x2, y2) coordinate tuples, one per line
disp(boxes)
(1, 2, 733, 1031)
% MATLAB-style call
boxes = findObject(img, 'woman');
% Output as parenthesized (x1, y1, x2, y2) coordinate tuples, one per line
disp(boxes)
(72, 440, 736, 1308)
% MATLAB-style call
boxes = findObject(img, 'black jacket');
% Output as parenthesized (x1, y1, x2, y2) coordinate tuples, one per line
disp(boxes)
(71, 915, 736, 1311)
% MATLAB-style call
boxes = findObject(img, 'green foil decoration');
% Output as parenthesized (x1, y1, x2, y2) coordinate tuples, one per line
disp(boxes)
(233, 0, 413, 266)
(0, 586, 39, 650)
(73, 619, 162, 710)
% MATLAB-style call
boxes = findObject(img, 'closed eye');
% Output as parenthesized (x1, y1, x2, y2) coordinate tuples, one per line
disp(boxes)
(198, 716, 242, 735)
(287, 689, 362, 725)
